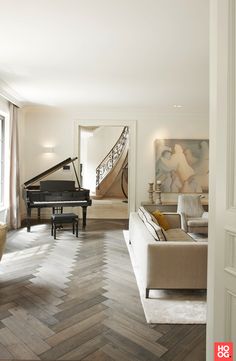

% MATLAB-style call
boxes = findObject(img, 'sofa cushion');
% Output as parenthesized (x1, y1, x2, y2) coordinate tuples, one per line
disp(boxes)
(163, 228, 195, 242)
(138, 206, 152, 222)
(143, 218, 166, 241)
(187, 218, 208, 227)
(152, 210, 170, 230)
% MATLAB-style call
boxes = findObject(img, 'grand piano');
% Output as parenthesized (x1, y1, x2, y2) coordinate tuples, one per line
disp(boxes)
(23, 157, 92, 232)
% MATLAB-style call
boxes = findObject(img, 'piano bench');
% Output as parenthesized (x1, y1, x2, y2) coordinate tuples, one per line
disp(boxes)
(51, 213, 79, 239)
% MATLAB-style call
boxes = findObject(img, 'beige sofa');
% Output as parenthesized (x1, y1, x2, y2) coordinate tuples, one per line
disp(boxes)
(129, 211, 207, 298)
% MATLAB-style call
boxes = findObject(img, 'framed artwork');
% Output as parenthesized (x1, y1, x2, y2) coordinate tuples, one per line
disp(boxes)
(155, 139, 209, 193)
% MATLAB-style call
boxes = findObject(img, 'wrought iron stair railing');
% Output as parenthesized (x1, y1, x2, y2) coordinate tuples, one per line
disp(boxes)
(96, 126, 129, 188)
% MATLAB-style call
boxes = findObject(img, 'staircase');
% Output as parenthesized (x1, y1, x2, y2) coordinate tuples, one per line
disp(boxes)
(95, 127, 129, 199)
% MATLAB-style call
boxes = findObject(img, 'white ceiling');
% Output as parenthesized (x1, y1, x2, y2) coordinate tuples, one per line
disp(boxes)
(0, 0, 209, 112)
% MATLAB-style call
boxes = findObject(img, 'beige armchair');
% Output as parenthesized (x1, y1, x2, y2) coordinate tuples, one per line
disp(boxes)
(177, 194, 208, 234)
(0, 223, 7, 261)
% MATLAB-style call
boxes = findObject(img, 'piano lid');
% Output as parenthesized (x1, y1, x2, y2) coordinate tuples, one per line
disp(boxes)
(24, 157, 79, 188)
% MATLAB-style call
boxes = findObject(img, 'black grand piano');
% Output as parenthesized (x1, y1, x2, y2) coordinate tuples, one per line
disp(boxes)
(23, 157, 92, 232)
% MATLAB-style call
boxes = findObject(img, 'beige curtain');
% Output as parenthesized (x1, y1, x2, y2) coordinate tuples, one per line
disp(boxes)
(7, 103, 21, 229)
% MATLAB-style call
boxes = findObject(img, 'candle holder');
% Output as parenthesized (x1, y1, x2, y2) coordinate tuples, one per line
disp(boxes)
(148, 182, 154, 204)
(155, 180, 162, 205)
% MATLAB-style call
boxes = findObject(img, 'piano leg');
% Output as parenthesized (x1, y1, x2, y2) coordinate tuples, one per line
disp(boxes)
(37, 208, 41, 219)
(82, 206, 87, 229)
(27, 208, 31, 232)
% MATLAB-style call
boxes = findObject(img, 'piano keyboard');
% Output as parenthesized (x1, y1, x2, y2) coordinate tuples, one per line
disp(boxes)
(33, 200, 88, 204)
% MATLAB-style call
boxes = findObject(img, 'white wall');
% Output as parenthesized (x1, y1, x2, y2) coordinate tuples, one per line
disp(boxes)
(19, 106, 209, 216)
(22, 108, 75, 181)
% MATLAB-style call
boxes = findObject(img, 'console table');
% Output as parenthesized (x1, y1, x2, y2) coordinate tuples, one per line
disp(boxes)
(141, 200, 208, 212)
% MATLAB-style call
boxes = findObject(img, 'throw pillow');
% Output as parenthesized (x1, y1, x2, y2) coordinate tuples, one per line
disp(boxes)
(152, 210, 170, 230)
(143, 218, 166, 241)
(138, 206, 152, 222)
(137, 208, 145, 222)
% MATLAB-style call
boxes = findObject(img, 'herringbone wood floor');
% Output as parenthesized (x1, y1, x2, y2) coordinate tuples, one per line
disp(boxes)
(0, 219, 206, 361)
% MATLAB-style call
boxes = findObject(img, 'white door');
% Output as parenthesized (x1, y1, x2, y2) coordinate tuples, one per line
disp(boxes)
(207, 0, 236, 359)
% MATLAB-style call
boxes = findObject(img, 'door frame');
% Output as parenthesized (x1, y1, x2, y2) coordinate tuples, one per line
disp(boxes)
(207, 0, 236, 359)
(73, 119, 136, 214)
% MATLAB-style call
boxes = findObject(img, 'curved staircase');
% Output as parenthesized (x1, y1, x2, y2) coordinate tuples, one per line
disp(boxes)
(95, 127, 129, 199)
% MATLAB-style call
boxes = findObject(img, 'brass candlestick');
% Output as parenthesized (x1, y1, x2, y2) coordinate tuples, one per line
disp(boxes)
(155, 180, 162, 205)
(148, 182, 154, 204)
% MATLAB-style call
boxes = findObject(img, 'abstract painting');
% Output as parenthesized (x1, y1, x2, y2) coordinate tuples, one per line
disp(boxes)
(155, 139, 209, 193)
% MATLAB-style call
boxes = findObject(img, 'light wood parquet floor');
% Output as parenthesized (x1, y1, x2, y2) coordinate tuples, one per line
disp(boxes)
(0, 219, 206, 361)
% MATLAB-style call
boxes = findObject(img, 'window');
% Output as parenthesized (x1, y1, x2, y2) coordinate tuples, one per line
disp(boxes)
(0, 115, 5, 206)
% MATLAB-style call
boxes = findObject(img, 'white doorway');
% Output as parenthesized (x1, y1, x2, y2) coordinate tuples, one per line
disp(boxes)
(80, 126, 126, 196)
(74, 119, 136, 219)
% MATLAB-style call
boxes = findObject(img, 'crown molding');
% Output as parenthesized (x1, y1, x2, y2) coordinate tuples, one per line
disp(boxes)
(0, 79, 24, 108)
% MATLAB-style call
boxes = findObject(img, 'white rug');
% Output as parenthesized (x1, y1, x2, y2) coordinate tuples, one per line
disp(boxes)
(123, 230, 207, 324)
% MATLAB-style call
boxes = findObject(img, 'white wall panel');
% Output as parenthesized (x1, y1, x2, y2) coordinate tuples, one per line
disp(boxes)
(225, 289, 236, 340)
(225, 228, 236, 276)
(227, 0, 236, 209)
